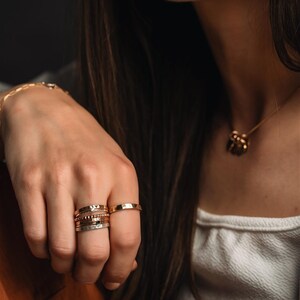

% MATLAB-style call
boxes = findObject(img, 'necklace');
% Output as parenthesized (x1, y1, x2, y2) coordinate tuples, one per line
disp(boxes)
(227, 106, 281, 156)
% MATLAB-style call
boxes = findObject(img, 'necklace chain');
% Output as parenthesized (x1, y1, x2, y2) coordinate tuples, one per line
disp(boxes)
(246, 106, 281, 136)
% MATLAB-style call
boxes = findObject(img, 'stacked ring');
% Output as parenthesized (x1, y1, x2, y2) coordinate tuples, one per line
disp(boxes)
(74, 204, 109, 232)
(74, 203, 142, 232)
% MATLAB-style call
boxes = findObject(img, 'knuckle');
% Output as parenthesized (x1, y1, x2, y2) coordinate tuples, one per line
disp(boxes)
(106, 271, 128, 284)
(51, 263, 71, 275)
(114, 156, 137, 181)
(79, 245, 109, 266)
(50, 244, 75, 260)
(24, 227, 46, 245)
(113, 232, 141, 251)
(32, 250, 48, 259)
(75, 159, 99, 183)
(18, 164, 42, 191)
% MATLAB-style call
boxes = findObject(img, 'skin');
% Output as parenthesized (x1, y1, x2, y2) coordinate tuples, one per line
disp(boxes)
(0, 86, 140, 290)
(1, 0, 300, 292)
(193, 0, 300, 217)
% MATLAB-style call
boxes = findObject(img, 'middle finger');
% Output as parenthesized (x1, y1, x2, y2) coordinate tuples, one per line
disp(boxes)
(74, 219, 110, 283)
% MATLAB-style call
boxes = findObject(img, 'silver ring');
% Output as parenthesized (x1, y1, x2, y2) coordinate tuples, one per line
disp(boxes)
(75, 223, 110, 232)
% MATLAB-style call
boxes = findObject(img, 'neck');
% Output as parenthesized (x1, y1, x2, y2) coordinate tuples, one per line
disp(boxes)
(193, 0, 300, 131)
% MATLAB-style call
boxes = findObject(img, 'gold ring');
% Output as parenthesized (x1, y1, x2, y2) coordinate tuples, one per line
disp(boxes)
(75, 219, 110, 227)
(74, 204, 110, 232)
(74, 204, 108, 216)
(109, 203, 142, 214)
(74, 213, 110, 222)
(75, 216, 110, 225)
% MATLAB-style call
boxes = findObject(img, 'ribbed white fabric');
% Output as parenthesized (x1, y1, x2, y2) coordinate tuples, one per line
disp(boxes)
(178, 209, 300, 300)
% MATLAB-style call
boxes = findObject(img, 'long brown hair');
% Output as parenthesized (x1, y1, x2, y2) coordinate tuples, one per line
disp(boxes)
(79, 1, 300, 299)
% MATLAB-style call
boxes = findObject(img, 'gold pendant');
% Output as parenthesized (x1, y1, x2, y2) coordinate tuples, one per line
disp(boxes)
(227, 130, 249, 156)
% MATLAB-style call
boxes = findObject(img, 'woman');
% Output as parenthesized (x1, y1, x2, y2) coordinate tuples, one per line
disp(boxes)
(1, 0, 300, 299)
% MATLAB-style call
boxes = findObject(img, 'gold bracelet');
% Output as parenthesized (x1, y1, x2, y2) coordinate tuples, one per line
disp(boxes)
(0, 82, 65, 112)
(0, 82, 68, 129)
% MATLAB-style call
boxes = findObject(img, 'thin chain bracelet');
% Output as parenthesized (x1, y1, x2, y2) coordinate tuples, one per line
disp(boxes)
(0, 82, 69, 164)
(0, 82, 69, 127)
(0, 82, 68, 112)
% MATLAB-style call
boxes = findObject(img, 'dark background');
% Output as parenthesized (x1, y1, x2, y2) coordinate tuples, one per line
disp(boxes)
(0, 0, 76, 85)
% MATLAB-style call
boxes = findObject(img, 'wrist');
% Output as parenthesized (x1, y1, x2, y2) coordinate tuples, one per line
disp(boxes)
(0, 82, 69, 125)
(0, 82, 66, 113)
(0, 83, 70, 162)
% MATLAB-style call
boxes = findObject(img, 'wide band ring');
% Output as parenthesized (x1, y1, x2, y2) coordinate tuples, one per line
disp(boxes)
(109, 203, 142, 214)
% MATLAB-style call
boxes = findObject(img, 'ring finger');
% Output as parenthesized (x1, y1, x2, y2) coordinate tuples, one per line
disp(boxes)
(102, 174, 141, 289)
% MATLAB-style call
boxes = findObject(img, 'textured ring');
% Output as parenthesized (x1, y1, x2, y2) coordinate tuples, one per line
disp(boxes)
(74, 213, 110, 222)
(75, 221, 110, 228)
(76, 223, 110, 232)
(75, 217, 110, 226)
(109, 203, 142, 214)
(74, 204, 108, 216)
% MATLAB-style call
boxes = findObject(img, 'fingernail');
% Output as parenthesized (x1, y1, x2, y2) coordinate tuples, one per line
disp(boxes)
(104, 282, 121, 290)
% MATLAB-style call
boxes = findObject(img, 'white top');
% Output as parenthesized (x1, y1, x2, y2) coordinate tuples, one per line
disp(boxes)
(178, 209, 300, 300)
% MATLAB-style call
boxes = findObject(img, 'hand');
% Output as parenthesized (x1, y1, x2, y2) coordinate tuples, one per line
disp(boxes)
(0, 85, 140, 290)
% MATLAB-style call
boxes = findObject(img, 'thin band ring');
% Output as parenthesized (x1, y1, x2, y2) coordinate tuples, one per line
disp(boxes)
(75, 220, 110, 227)
(109, 203, 142, 214)
(75, 216, 110, 224)
(74, 204, 108, 216)
(75, 217, 110, 225)
(74, 213, 110, 222)
(75, 223, 110, 232)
